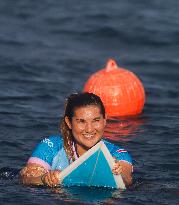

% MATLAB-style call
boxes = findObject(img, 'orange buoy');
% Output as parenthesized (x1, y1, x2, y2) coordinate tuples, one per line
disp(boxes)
(83, 59, 145, 117)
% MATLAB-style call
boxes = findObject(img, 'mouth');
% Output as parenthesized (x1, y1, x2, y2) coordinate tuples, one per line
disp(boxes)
(83, 133, 96, 139)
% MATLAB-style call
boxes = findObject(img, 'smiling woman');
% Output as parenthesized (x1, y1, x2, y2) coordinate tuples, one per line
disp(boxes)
(64, 104, 106, 156)
(20, 92, 133, 187)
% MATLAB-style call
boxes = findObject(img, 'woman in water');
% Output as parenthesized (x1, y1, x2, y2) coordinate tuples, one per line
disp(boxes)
(20, 92, 133, 187)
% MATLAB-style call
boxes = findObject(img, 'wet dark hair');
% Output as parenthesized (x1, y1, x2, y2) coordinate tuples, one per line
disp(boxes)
(60, 92, 105, 161)
(65, 92, 105, 121)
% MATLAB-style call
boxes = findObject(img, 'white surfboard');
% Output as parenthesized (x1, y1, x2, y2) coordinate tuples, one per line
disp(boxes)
(59, 141, 126, 189)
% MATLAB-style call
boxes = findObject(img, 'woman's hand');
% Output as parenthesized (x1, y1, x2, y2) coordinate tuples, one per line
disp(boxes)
(20, 163, 47, 185)
(41, 170, 61, 187)
(112, 158, 133, 186)
(112, 160, 123, 175)
(20, 163, 61, 187)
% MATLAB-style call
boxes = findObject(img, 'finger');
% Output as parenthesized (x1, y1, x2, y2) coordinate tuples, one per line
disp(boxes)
(112, 169, 122, 175)
(47, 171, 60, 187)
(49, 172, 59, 187)
(113, 161, 120, 170)
(112, 164, 122, 175)
(44, 173, 54, 187)
(113, 157, 117, 162)
(50, 171, 59, 185)
(53, 171, 60, 184)
(115, 166, 122, 175)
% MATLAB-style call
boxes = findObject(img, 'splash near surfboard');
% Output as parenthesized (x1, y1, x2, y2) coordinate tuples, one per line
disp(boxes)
(58, 141, 126, 189)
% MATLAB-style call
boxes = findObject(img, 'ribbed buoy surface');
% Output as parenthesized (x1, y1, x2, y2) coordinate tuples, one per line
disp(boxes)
(83, 59, 145, 117)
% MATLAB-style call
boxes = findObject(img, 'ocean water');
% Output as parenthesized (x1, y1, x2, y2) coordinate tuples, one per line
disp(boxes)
(0, 0, 179, 204)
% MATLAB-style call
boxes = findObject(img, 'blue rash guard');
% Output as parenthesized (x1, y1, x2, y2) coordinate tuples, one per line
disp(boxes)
(28, 135, 132, 171)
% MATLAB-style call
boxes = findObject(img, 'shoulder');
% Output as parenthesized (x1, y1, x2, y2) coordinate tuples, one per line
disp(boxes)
(31, 135, 64, 158)
(28, 135, 64, 169)
(42, 135, 64, 149)
(102, 139, 132, 165)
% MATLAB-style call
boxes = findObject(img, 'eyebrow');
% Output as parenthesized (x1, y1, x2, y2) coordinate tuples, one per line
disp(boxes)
(93, 116, 101, 120)
(75, 116, 102, 121)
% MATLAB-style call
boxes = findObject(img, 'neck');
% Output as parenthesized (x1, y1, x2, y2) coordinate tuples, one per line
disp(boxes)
(75, 143, 88, 157)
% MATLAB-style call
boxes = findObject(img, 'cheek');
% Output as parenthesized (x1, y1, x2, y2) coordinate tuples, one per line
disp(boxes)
(94, 122, 105, 130)
(72, 123, 85, 132)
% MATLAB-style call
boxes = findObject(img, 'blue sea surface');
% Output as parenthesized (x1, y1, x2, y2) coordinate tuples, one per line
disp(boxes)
(0, 0, 179, 204)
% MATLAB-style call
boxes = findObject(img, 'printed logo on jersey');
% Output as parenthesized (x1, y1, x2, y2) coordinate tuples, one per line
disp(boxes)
(116, 149, 127, 153)
(43, 138, 54, 148)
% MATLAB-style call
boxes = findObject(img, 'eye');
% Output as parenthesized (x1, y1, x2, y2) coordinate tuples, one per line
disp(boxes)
(77, 119, 85, 123)
(93, 118, 101, 122)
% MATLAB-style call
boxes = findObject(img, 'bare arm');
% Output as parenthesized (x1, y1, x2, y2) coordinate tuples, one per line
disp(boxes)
(20, 163, 60, 187)
(112, 160, 133, 186)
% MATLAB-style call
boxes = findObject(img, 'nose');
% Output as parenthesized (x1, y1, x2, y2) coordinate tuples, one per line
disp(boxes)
(85, 122, 93, 133)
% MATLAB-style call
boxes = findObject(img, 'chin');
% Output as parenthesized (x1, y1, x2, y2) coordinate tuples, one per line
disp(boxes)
(85, 139, 100, 149)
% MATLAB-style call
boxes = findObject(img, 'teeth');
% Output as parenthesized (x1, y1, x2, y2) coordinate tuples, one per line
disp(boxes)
(83, 134, 94, 139)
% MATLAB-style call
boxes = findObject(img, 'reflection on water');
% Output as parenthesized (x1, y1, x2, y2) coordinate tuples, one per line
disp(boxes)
(104, 116, 146, 142)
(48, 186, 124, 204)
(0, 167, 19, 180)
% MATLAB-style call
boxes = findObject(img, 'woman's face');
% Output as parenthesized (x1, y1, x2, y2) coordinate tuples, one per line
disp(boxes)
(65, 105, 106, 153)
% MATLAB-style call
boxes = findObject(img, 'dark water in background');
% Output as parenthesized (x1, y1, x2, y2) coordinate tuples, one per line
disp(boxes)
(0, 0, 179, 204)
